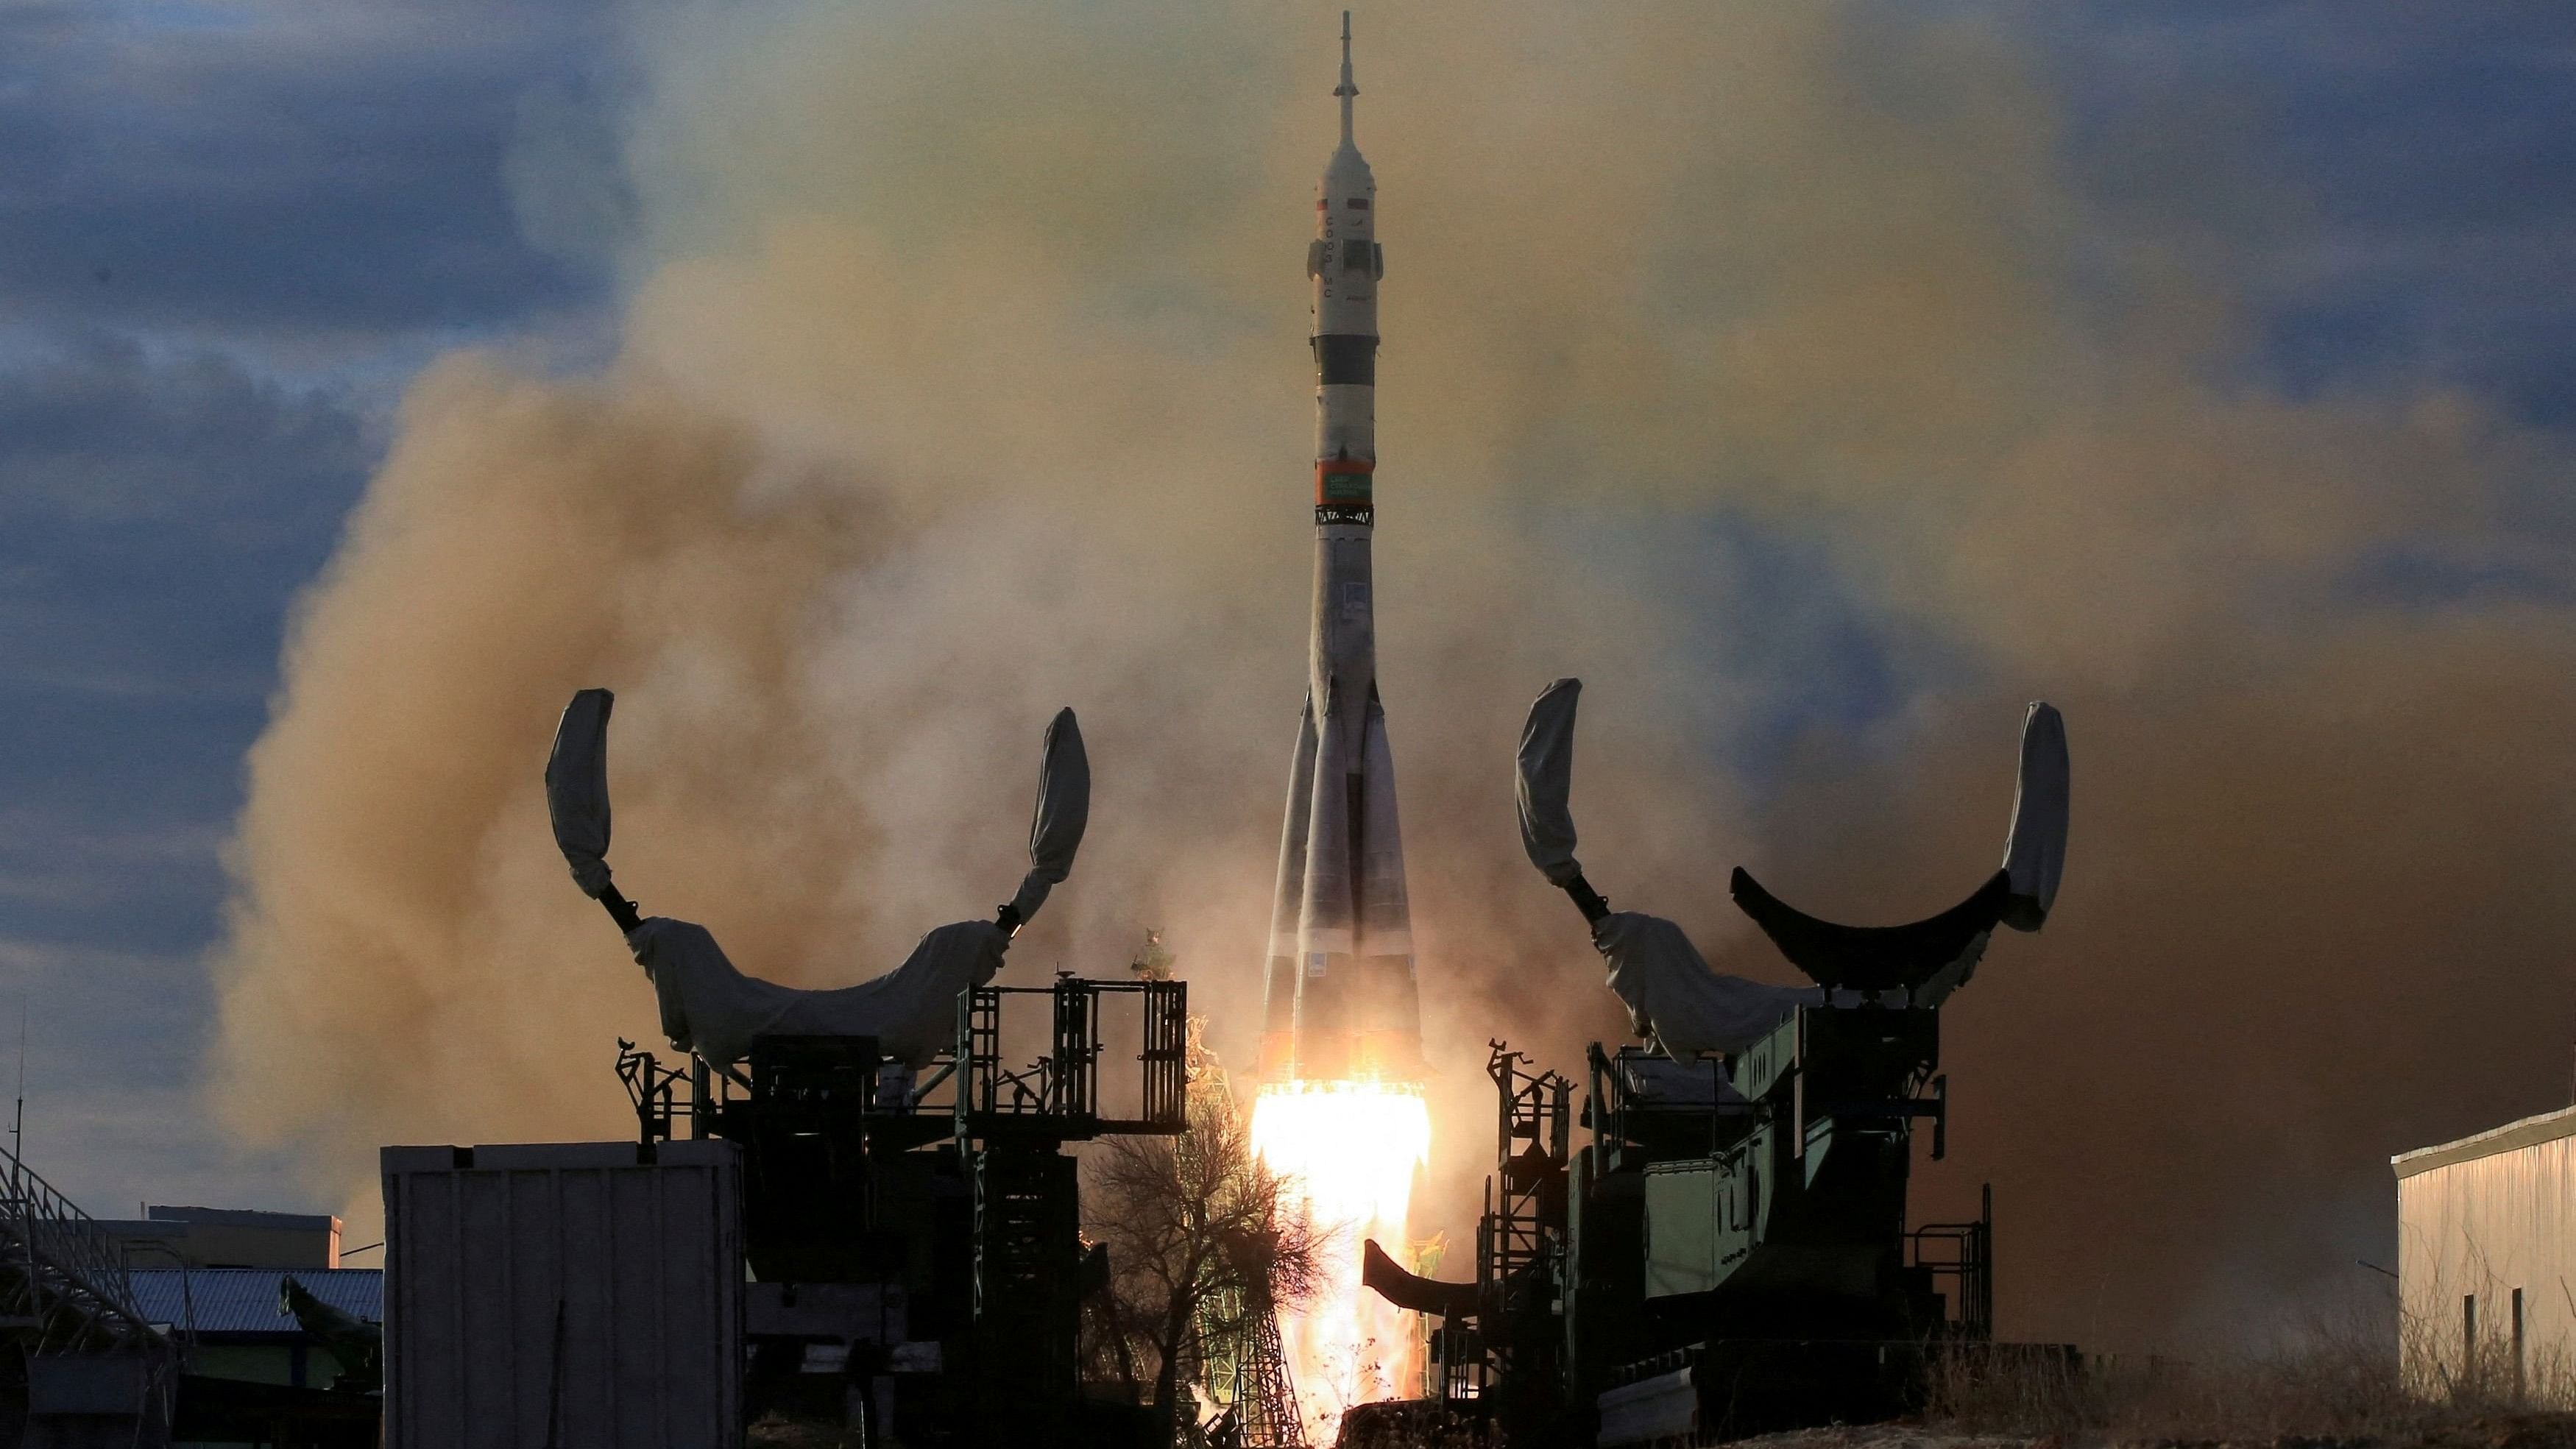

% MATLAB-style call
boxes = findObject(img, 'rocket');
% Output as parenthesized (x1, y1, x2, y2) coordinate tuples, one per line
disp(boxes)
(1259, 13, 1421, 1084)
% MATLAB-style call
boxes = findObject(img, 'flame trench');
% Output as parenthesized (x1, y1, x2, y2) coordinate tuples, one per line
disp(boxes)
(1250, 1079, 1431, 1439)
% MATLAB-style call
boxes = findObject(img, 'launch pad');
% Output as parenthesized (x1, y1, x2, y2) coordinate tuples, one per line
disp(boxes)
(365, 15, 2077, 1449)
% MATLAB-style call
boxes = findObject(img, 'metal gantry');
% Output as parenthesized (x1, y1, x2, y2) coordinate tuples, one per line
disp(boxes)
(958, 977, 1189, 1438)
(1474, 1042, 1572, 1425)
(959, 976, 1189, 1139)
(1228, 1300, 1307, 1448)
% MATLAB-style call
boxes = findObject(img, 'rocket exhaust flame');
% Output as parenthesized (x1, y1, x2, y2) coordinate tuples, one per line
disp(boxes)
(1250, 1078, 1430, 1439)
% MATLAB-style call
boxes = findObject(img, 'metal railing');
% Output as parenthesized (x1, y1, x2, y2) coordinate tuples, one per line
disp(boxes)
(958, 977, 1188, 1141)
(1906, 1182, 1995, 1342)
(0, 1143, 153, 1349)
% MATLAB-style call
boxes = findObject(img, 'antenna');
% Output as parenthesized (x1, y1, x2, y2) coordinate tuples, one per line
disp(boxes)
(1336, 10, 1357, 144)
(13, 993, 26, 1161)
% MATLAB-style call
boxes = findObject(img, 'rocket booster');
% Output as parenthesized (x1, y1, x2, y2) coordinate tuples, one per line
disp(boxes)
(1259, 13, 1421, 1084)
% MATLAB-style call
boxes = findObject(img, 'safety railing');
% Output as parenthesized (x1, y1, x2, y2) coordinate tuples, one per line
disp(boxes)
(0, 1142, 153, 1349)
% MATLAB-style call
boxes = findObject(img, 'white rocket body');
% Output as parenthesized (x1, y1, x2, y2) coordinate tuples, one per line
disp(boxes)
(1261, 19, 1420, 1083)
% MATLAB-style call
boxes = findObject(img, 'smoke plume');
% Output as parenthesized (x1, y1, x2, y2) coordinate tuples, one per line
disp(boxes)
(210, 1, 2575, 1350)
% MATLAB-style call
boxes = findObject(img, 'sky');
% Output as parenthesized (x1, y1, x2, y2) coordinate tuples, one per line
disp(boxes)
(4, 0, 2575, 1338)
(0, 0, 621, 1216)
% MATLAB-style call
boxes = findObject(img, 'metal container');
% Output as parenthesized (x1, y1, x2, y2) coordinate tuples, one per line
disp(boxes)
(381, 1141, 742, 1449)
(2396, 1104, 2576, 1397)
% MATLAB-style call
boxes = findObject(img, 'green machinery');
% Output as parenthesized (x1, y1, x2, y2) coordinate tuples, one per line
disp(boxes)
(1373, 1015, 1993, 1443)
(1362, 684, 2067, 1442)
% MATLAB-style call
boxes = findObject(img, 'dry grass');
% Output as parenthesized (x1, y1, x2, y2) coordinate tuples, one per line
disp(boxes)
(746, 1411, 857, 1448)
(1921, 1308, 2576, 1448)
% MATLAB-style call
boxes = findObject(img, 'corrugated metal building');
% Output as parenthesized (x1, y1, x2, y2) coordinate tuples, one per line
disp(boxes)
(381, 1141, 743, 1449)
(131, 1267, 383, 1390)
(2393, 1104, 2576, 1396)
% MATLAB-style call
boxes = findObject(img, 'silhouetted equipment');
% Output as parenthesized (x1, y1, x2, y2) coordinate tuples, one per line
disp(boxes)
(1361, 1240, 1471, 1319)
(1354, 685, 2074, 1443)
(608, 977, 1184, 1445)
(281, 1275, 382, 1391)
(139, 1267, 381, 1447)
(1364, 1024, 2013, 1445)
(1727, 868, 2011, 994)
(480, 689, 1185, 1444)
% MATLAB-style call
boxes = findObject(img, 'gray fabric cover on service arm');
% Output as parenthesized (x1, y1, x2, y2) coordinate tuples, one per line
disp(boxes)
(1005, 708, 1090, 926)
(1516, 678, 1585, 886)
(545, 689, 617, 899)
(627, 916, 1008, 1068)
(1590, 911, 1822, 1058)
(1619, 1051, 1752, 1108)
(1999, 701, 2070, 932)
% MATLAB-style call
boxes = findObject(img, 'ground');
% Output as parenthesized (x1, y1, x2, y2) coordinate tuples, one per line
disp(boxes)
(1735, 1414, 2576, 1449)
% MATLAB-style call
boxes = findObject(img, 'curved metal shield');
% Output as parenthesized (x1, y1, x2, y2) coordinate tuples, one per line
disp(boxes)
(1515, 677, 1585, 886)
(544, 689, 615, 899)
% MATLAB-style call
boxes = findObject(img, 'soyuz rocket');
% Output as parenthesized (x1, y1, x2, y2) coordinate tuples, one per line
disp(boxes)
(1259, 14, 1423, 1084)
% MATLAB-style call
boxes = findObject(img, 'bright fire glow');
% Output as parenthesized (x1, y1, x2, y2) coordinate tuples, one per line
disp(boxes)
(1250, 1079, 1432, 1442)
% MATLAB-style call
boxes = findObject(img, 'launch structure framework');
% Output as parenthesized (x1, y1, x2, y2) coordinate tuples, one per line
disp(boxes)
(1181, 1019, 1308, 1448)
(1227, 1308, 1307, 1449)
(614, 973, 1189, 1442)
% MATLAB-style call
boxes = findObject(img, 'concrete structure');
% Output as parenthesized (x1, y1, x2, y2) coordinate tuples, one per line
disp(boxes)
(2394, 1105, 2576, 1397)
(97, 1206, 342, 1272)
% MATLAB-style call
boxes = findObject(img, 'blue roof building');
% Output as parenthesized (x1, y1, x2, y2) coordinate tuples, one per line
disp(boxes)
(130, 1268, 381, 1392)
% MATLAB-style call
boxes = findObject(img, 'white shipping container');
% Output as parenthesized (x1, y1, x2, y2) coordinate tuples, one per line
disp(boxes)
(382, 1141, 743, 1449)
(2395, 1105, 2576, 1397)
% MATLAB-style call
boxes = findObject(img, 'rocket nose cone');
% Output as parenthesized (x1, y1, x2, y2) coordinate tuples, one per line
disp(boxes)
(1325, 146, 1373, 188)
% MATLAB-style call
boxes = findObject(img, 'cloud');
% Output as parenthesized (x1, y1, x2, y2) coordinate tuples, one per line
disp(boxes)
(0, 335, 363, 979)
(0, 334, 364, 703)
(0, 1, 612, 340)
(0, 331, 372, 1222)
(0, 934, 306, 1221)
(2034, 3, 2576, 421)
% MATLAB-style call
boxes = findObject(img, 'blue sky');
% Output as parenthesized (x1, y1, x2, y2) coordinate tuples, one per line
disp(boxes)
(4, 0, 2573, 1230)
(0, 0, 620, 1215)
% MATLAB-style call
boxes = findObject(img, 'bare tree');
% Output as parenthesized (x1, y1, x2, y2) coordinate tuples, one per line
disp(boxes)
(1086, 1080, 1323, 1441)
